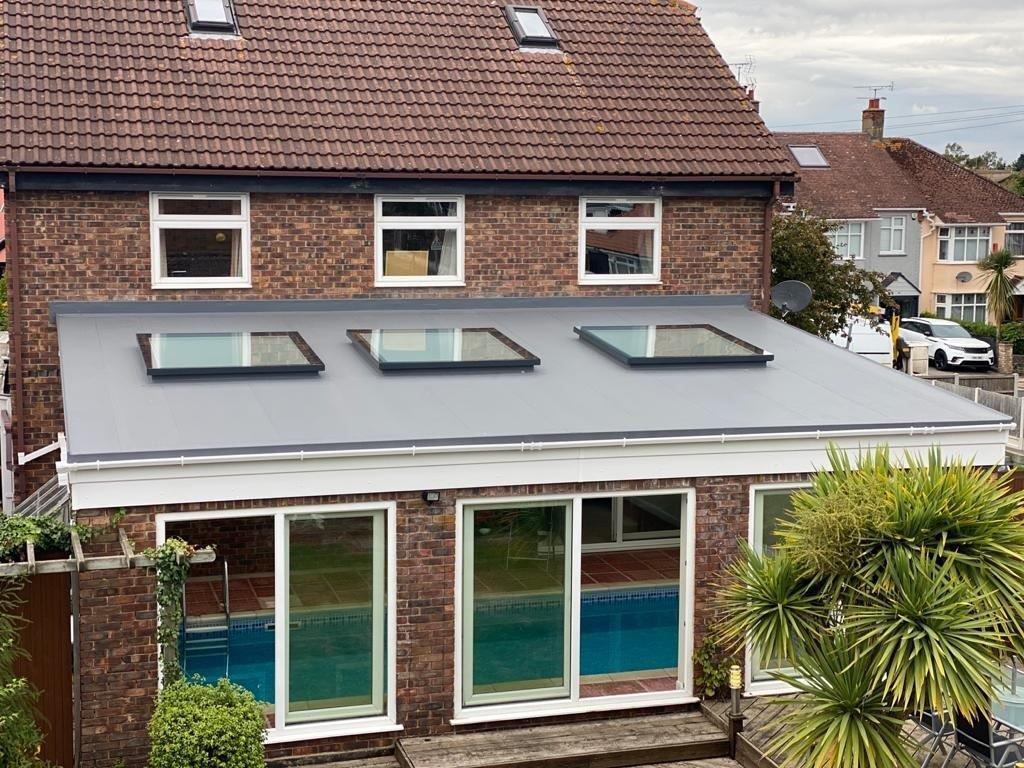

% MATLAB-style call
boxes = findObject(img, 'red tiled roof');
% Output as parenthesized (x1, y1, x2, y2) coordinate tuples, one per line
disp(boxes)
(774, 132, 923, 219)
(883, 139, 1024, 223)
(1, 0, 796, 178)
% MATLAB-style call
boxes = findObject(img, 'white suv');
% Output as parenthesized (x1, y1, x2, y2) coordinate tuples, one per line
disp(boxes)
(898, 317, 994, 370)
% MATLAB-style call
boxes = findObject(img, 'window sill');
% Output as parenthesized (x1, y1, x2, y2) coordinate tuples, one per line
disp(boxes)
(152, 280, 252, 290)
(374, 279, 466, 288)
(577, 277, 662, 286)
(264, 717, 402, 745)
(878, 252, 907, 257)
(452, 690, 697, 726)
(935, 261, 979, 265)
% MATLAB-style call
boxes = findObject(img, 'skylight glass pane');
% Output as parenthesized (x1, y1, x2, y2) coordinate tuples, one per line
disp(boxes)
(347, 328, 539, 371)
(138, 332, 324, 376)
(515, 8, 553, 39)
(788, 145, 828, 168)
(573, 325, 773, 367)
(194, 0, 230, 22)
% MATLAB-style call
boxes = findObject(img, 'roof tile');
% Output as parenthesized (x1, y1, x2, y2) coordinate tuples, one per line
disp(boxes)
(2, 0, 795, 178)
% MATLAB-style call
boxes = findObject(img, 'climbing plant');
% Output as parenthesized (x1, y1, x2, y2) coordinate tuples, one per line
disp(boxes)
(0, 579, 44, 768)
(143, 538, 195, 685)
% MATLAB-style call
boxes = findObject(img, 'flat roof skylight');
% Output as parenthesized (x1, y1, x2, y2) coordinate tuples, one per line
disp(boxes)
(788, 145, 829, 168)
(138, 332, 324, 377)
(573, 325, 773, 367)
(504, 5, 560, 49)
(347, 328, 540, 372)
(187, 0, 238, 34)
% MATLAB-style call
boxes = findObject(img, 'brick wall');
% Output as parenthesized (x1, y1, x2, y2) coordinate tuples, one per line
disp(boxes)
(74, 472, 802, 768)
(11, 191, 767, 493)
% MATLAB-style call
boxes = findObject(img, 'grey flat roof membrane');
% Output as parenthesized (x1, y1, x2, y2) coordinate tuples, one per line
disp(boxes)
(53, 297, 1009, 463)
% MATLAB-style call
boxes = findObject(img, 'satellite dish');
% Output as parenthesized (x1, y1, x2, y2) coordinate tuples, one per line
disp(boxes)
(956, 271, 972, 283)
(771, 280, 813, 316)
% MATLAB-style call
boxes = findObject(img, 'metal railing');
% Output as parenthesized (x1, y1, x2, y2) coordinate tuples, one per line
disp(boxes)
(11, 475, 71, 523)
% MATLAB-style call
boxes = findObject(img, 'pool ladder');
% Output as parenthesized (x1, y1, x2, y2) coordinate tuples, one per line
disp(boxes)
(182, 560, 232, 678)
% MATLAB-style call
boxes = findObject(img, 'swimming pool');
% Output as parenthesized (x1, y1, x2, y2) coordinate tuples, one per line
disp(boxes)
(182, 585, 678, 703)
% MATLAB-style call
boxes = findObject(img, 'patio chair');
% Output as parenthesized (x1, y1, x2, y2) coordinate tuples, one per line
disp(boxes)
(912, 711, 953, 767)
(940, 712, 1024, 768)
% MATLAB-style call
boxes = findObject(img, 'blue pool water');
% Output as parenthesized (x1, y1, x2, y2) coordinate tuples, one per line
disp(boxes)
(182, 587, 678, 702)
(182, 611, 374, 706)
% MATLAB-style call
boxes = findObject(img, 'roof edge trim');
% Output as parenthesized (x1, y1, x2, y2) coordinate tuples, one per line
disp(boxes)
(49, 294, 752, 321)
(60, 422, 1011, 470)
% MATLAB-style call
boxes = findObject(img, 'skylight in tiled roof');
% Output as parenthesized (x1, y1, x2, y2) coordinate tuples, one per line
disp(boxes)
(504, 5, 560, 49)
(788, 145, 829, 168)
(187, 0, 238, 34)
(347, 328, 540, 372)
(138, 332, 324, 376)
(574, 325, 773, 367)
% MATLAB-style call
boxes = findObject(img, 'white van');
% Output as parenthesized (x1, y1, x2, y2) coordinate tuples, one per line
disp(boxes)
(829, 317, 892, 365)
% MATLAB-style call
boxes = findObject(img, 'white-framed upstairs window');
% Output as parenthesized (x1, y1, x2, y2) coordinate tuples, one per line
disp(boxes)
(827, 221, 865, 260)
(150, 192, 251, 289)
(578, 197, 661, 284)
(935, 293, 987, 323)
(1006, 222, 1024, 257)
(879, 215, 907, 254)
(374, 195, 465, 287)
(938, 226, 992, 262)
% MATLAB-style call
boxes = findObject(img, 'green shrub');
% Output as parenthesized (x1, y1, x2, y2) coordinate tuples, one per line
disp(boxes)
(0, 512, 122, 562)
(0, 581, 44, 768)
(693, 624, 735, 699)
(148, 678, 266, 768)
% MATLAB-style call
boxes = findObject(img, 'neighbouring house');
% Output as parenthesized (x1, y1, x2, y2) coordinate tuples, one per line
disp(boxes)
(777, 100, 1024, 322)
(0, 2, 1012, 768)
(886, 139, 1024, 320)
(777, 118, 926, 317)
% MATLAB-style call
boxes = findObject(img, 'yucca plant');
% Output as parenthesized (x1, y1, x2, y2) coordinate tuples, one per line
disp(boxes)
(978, 248, 1016, 341)
(718, 446, 1024, 768)
(768, 636, 916, 768)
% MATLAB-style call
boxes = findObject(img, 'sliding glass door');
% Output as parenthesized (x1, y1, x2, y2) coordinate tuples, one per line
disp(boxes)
(285, 510, 386, 723)
(163, 504, 394, 738)
(462, 501, 572, 706)
(460, 491, 691, 713)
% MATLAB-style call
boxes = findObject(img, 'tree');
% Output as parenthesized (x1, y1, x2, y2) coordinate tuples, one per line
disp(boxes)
(1011, 174, 1024, 198)
(770, 211, 892, 339)
(943, 143, 1008, 170)
(978, 248, 1016, 340)
(718, 448, 1024, 768)
(944, 142, 970, 165)
(1013, 153, 1024, 173)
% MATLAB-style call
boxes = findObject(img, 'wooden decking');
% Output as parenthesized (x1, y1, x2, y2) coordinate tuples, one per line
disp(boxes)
(705, 696, 972, 768)
(397, 712, 731, 768)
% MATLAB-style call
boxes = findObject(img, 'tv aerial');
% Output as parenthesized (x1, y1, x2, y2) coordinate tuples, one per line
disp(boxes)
(771, 281, 813, 317)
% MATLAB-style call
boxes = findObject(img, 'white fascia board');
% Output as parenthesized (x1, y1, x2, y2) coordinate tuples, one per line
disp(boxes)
(63, 427, 1008, 511)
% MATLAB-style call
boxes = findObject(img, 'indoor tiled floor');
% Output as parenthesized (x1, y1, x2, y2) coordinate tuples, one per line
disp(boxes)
(185, 547, 681, 618)
(580, 669, 679, 698)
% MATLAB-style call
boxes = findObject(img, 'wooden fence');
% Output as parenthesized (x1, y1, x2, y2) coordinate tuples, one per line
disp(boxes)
(13, 573, 74, 767)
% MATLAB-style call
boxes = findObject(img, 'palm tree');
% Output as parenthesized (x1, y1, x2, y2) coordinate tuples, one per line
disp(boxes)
(978, 248, 1016, 341)
(718, 447, 1024, 768)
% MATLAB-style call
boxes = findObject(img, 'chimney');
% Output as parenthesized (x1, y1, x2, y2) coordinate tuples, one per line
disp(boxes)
(862, 97, 885, 140)
(746, 87, 760, 114)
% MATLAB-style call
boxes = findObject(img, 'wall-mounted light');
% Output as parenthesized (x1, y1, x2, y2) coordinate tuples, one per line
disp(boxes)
(422, 491, 441, 504)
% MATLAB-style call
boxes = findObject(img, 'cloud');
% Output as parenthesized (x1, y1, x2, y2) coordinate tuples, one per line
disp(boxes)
(697, 0, 1024, 159)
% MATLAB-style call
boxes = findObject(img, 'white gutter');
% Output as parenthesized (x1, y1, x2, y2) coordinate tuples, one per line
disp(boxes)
(56, 422, 1011, 474)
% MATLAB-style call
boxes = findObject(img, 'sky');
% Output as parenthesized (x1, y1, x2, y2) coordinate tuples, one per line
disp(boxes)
(697, 0, 1024, 163)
